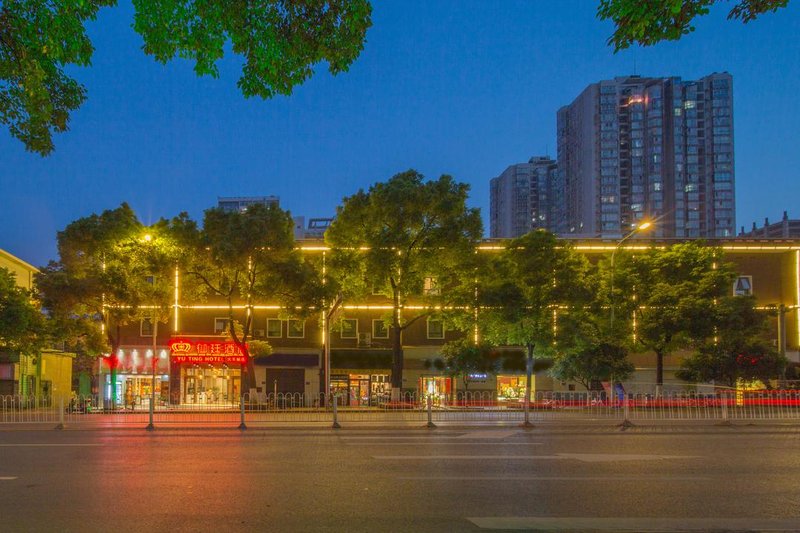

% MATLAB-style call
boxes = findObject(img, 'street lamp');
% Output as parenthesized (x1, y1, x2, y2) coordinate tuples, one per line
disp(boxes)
(609, 221, 652, 328)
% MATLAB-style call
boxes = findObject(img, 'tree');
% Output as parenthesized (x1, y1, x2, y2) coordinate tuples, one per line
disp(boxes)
(603, 242, 737, 392)
(169, 203, 327, 395)
(676, 295, 788, 388)
(36, 203, 178, 407)
(0, 267, 47, 356)
(550, 341, 634, 391)
(440, 340, 500, 393)
(478, 230, 594, 407)
(0, 0, 372, 155)
(598, 0, 790, 51)
(326, 170, 483, 399)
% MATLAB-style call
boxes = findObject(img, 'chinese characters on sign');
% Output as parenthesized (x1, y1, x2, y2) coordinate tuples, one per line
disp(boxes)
(168, 339, 248, 364)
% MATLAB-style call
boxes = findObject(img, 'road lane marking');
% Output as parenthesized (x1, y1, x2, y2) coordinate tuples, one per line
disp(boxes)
(350, 442, 542, 446)
(0, 444, 103, 447)
(468, 517, 800, 531)
(373, 454, 697, 462)
(399, 476, 710, 481)
(456, 430, 521, 439)
(0, 477, 18, 480)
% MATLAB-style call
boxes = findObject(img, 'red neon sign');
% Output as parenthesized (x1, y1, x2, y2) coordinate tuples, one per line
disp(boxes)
(168, 338, 248, 364)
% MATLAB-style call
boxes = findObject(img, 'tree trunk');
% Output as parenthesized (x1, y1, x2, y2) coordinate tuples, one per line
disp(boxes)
(390, 289, 403, 400)
(656, 349, 664, 397)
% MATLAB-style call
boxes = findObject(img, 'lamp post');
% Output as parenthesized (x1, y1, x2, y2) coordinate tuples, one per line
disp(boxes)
(609, 221, 651, 329)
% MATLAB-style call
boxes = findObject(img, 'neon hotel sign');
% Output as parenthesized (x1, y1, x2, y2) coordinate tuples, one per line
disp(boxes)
(168, 339, 248, 364)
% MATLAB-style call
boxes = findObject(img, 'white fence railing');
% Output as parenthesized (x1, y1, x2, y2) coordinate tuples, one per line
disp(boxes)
(2, 390, 800, 427)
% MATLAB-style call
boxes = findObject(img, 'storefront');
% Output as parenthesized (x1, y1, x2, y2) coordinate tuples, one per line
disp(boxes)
(419, 376, 452, 403)
(497, 375, 527, 402)
(168, 338, 245, 406)
(100, 347, 170, 408)
(331, 373, 390, 406)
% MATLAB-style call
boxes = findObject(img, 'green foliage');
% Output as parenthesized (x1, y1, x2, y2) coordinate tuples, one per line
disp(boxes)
(441, 339, 500, 390)
(0, 267, 46, 354)
(676, 296, 788, 387)
(325, 170, 484, 389)
(598, 0, 790, 50)
(1, 0, 371, 154)
(551, 341, 634, 391)
(36, 203, 179, 356)
(479, 230, 593, 357)
(601, 242, 737, 385)
(0, 0, 113, 155)
(170, 203, 329, 391)
(133, 0, 372, 98)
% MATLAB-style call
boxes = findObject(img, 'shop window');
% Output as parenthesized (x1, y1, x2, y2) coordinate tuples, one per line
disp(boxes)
(733, 276, 753, 297)
(140, 318, 154, 337)
(372, 319, 389, 339)
(214, 317, 229, 334)
(287, 319, 305, 339)
(266, 319, 282, 338)
(427, 319, 444, 340)
(341, 319, 358, 339)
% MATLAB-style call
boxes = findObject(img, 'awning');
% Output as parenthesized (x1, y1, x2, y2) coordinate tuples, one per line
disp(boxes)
(253, 353, 319, 368)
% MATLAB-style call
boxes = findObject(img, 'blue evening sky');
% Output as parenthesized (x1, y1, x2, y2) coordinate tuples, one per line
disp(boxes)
(1, 1, 798, 266)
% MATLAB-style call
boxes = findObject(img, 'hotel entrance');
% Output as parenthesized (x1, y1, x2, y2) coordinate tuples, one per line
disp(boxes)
(182, 366, 240, 405)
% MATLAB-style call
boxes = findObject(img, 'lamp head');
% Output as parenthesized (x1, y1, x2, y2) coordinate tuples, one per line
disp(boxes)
(637, 221, 652, 231)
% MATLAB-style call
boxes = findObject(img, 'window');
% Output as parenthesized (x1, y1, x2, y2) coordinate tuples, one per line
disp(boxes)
(145, 275, 155, 285)
(733, 276, 753, 297)
(214, 318, 229, 334)
(372, 319, 389, 339)
(140, 318, 154, 337)
(267, 319, 282, 338)
(427, 319, 444, 340)
(341, 319, 358, 339)
(423, 277, 440, 296)
(287, 319, 304, 339)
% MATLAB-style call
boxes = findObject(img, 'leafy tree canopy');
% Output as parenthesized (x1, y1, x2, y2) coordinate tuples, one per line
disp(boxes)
(676, 295, 788, 387)
(598, 0, 790, 50)
(1, 0, 372, 155)
(326, 170, 483, 391)
(169, 203, 328, 391)
(441, 339, 501, 391)
(550, 341, 634, 391)
(602, 242, 737, 386)
(479, 230, 593, 358)
(0, 267, 47, 354)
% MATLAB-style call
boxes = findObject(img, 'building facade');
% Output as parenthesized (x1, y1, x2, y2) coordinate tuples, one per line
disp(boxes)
(557, 73, 735, 239)
(739, 212, 800, 239)
(489, 156, 558, 238)
(99, 239, 800, 406)
(0, 248, 74, 397)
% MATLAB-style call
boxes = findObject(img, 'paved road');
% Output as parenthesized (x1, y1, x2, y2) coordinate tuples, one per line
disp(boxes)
(1, 426, 799, 532)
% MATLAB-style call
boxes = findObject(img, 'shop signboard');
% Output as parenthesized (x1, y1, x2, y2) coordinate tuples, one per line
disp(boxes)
(168, 338, 248, 364)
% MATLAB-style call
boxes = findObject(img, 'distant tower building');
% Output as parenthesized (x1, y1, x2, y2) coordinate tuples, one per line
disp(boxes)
(490, 156, 558, 238)
(557, 73, 734, 238)
(217, 196, 280, 213)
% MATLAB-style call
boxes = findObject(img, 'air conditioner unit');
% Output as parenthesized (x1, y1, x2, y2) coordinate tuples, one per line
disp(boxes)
(255, 329, 265, 338)
(358, 333, 371, 347)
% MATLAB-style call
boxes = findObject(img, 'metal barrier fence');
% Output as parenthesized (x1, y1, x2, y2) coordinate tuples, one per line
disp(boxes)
(2, 390, 799, 428)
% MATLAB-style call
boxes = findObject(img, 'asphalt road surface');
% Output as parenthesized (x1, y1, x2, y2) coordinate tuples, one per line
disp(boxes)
(1, 425, 799, 532)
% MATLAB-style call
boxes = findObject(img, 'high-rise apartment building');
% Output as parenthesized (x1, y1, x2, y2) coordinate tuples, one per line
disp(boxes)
(217, 196, 280, 213)
(490, 156, 558, 238)
(556, 73, 734, 238)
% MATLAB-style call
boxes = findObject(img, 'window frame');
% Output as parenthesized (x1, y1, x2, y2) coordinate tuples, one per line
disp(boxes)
(266, 318, 283, 338)
(340, 318, 358, 339)
(287, 319, 305, 339)
(372, 319, 389, 339)
(214, 317, 229, 335)
(426, 319, 445, 340)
